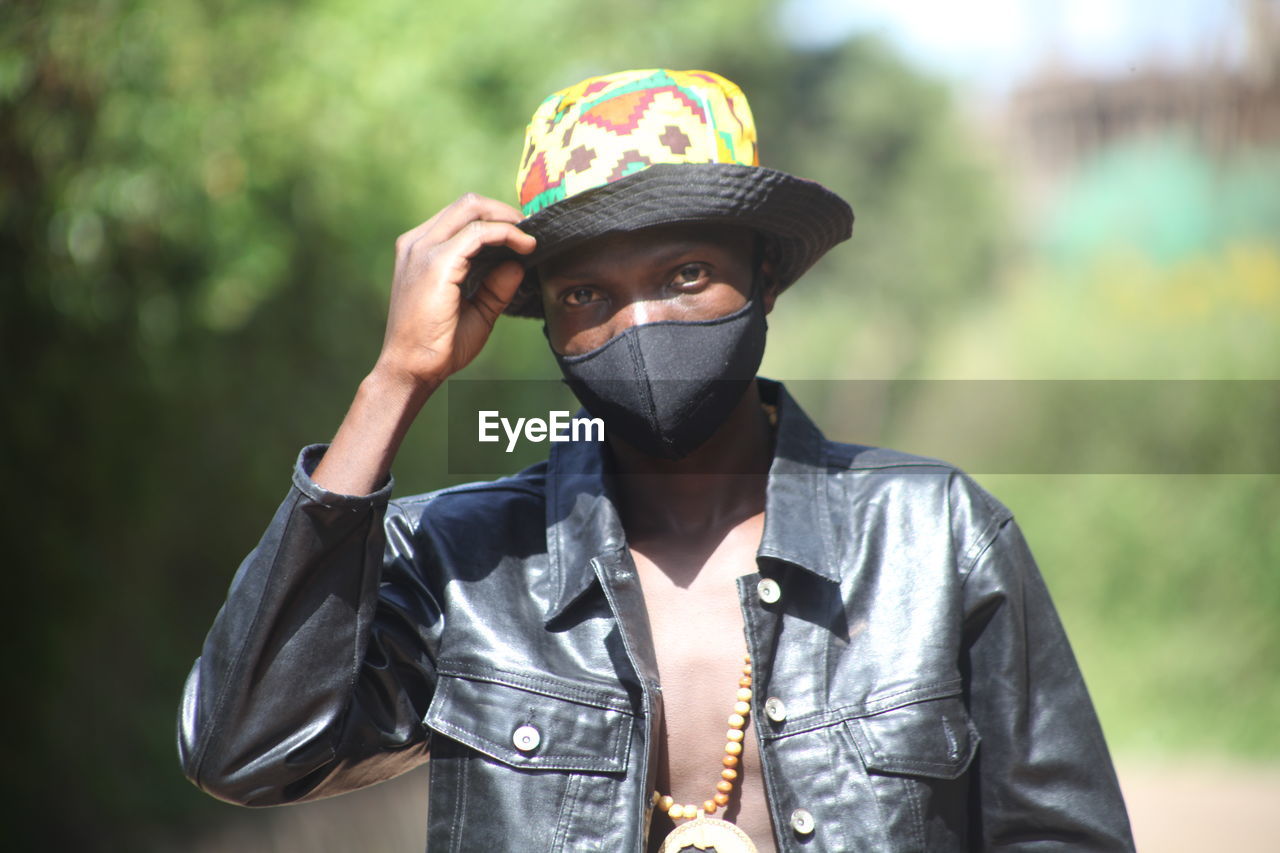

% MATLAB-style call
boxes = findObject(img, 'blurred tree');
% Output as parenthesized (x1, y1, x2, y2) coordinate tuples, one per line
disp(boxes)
(0, 1, 1000, 849)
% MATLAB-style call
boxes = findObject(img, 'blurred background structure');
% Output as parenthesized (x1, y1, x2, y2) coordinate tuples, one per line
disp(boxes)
(2, 1, 1277, 850)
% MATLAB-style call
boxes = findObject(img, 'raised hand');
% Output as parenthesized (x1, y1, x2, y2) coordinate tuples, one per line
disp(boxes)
(312, 194, 535, 495)
(375, 193, 536, 391)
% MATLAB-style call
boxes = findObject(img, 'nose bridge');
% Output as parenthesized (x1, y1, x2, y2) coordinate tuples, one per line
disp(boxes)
(612, 295, 672, 334)
(619, 298, 653, 329)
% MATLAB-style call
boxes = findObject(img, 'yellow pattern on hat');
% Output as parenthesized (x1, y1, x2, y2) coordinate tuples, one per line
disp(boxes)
(516, 69, 759, 216)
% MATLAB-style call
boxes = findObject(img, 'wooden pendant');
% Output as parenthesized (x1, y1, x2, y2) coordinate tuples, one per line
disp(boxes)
(657, 815, 759, 853)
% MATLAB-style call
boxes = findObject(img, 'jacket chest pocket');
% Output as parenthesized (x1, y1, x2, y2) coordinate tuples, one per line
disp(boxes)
(423, 666, 639, 852)
(845, 693, 980, 853)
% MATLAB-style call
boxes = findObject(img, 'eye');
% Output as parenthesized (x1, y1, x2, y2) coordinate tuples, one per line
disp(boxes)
(671, 263, 710, 288)
(560, 286, 602, 307)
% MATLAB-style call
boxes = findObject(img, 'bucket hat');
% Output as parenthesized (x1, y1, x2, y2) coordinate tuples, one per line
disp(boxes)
(468, 68, 855, 317)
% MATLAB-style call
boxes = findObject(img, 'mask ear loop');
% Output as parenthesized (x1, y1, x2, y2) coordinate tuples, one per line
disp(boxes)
(751, 231, 783, 300)
(749, 232, 775, 324)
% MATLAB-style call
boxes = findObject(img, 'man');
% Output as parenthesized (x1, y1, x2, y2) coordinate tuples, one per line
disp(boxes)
(180, 69, 1134, 852)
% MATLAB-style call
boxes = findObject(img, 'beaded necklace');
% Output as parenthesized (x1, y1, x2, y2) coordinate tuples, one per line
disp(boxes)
(653, 653, 759, 853)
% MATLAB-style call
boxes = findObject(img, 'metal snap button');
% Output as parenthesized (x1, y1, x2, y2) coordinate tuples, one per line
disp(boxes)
(512, 724, 541, 752)
(790, 807, 815, 835)
(764, 696, 788, 723)
(756, 578, 781, 604)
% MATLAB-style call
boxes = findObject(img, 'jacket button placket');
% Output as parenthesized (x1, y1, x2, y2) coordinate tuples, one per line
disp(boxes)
(739, 567, 786, 849)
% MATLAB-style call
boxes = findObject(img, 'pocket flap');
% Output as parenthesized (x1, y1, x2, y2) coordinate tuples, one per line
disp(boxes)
(848, 695, 979, 780)
(424, 669, 634, 773)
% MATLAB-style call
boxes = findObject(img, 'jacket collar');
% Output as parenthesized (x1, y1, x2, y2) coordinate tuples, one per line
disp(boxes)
(543, 379, 837, 625)
(756, 379, 838, 583)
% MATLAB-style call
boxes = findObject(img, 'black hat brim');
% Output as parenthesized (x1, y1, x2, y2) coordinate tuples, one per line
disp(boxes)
(464, 162, 854, 318)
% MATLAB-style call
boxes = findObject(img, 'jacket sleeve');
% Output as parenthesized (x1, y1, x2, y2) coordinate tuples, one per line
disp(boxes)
(960, 509, 1135, 851)
(178, 445, 442, 806)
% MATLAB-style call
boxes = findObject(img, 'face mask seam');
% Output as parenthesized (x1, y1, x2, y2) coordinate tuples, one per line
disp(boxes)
(626, 331, 671, 456)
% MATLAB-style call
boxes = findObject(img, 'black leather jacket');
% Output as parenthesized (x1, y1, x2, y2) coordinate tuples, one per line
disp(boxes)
(179, 380, 1134, 851)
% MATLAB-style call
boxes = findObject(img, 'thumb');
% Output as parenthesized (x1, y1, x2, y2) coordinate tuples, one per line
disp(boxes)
(470, 259, 529, 324)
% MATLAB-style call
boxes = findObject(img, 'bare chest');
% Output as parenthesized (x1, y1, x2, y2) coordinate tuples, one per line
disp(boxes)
(631, 516, 776, 852)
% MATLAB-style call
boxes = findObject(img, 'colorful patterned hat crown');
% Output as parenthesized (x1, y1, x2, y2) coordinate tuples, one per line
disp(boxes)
(517, 69, 759, 216)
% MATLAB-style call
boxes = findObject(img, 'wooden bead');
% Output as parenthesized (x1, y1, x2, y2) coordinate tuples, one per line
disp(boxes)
(703, 799, 717, 815)
(742, 664, 753, 675)
(726, 728, 744, 742)
(658, 795, 674, 812)
(728, 713, 745, 729)
(716, 779, 734, 793)
(739, 676, 752, 687)
(681, 804, 697, 820)
(723, 754, 739, 767)
(743, 654, 751, 663)
(733, 701, 750, 715)
(725, 741, 743, 756)
(721, 768, 738, 781)
(713, 792, 730, 806)
(667, 803, 683, 820)
(736, 687, 752, 702)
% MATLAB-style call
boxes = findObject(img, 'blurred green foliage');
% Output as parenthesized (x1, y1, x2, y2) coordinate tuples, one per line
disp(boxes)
(915, 244, 1280, 380)
(991, 473, 1280, 758)
(5, 0, 1276, 850)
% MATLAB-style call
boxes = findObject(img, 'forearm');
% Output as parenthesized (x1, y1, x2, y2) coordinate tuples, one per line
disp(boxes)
(312, 367, 439, 497)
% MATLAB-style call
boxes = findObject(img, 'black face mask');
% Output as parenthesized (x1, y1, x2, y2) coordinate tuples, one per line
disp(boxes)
(548, 293, 767, 460)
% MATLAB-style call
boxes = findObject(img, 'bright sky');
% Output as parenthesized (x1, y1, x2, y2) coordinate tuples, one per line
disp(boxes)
(778, 0, 1246, 94)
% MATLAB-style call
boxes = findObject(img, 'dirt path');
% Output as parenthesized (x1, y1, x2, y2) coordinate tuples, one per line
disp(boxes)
(1120, 760, 1280, 852)
(175, 759, 1280, 851)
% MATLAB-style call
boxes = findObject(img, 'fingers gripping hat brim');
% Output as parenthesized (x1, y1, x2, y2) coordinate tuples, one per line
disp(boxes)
(467, 162, 855, 318)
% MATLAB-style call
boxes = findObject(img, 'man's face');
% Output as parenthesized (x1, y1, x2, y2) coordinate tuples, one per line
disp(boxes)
(537, 223, 774, 356)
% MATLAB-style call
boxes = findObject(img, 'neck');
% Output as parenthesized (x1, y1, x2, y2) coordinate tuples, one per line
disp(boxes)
(609, 381, 774, 540)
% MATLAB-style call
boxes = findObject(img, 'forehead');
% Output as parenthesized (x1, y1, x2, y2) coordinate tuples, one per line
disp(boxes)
(537, 223, 756, 278)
